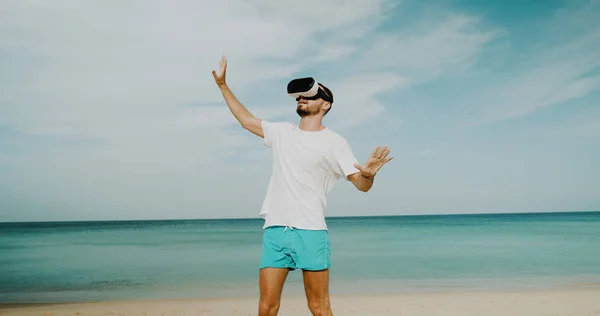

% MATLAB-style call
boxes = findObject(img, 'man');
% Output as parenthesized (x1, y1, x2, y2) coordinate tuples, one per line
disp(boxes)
(212, 55, 392, 316)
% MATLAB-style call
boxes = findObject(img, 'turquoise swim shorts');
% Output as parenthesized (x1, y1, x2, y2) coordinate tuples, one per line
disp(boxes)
(260, 226, 331, 271)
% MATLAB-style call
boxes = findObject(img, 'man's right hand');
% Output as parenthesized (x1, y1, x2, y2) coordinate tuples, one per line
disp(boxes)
(212, 55, 227, 87)
(211, 55, 265, 138)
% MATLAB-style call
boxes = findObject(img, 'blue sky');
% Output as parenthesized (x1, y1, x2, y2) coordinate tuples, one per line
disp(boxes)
(1, 0, 599, 222)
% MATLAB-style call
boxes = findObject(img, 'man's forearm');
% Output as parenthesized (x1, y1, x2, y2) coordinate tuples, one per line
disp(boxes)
(218, 84, 254, 125)
(356, 174, 375, 192)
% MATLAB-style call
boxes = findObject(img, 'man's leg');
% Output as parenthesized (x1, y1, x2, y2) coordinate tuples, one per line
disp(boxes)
(292, 228, 332, 316)
(258, 226, 296, 316)
(303, 269, 332, 316)
(259, 267, 289, 316)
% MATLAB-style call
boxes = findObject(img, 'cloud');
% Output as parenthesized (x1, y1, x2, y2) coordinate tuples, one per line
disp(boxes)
(307, 12, 500, 131)
(306, 11, 501, 131)
(356, 14, 499, 81)
(0, 0, 496, 157)
(457, 1, 600, 126)
(0, 1, 393, 134)
(0, 0, 399, 173)
(0, 0, 407, 221)
(323, 72, 411, 129)
(464, 60, 600, 127)
(3, 0, 556, 222)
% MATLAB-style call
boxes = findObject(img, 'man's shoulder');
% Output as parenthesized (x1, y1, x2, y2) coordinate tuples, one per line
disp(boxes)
(263, 120, 296, 129)
(323, 128, 350, 145)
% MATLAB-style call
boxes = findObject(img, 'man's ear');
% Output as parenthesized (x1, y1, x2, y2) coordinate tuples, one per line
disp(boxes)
(322, 102, 331, 111)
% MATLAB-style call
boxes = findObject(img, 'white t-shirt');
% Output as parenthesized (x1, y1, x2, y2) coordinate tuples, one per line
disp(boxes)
(259, 120, 360, 230)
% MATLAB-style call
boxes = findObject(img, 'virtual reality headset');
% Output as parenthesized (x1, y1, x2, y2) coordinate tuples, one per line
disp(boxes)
(287, 77, 333, 103)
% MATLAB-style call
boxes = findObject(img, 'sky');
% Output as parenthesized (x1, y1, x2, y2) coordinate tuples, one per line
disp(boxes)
(1, 0, 599, 222)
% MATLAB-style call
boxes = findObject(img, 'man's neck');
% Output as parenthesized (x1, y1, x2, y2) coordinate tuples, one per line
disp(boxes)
(298, 116, 325, 131)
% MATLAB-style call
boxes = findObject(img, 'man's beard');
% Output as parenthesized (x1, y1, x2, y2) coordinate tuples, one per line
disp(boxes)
(296, 104, 320, 117)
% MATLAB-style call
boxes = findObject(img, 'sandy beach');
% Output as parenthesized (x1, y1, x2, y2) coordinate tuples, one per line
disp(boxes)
(2, 288, 600, 316)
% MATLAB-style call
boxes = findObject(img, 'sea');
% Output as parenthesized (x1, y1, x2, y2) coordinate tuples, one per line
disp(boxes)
(1, 211, 600, 303)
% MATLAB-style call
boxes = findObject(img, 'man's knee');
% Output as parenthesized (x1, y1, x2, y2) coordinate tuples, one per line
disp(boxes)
(259, 297, 281, 315)
(307, 297, 332, 316)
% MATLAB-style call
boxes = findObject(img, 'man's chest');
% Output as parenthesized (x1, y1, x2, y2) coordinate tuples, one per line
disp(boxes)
(277, 136, 337, 173)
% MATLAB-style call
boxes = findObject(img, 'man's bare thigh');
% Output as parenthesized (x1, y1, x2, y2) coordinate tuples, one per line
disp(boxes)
(302, 268, 330, 298)
(259, 267, 290, 298)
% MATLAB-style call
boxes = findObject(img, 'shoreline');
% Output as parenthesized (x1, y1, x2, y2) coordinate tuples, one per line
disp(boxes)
(2, 288, 600, 316)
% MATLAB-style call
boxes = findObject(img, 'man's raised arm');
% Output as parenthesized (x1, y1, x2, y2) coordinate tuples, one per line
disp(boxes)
(212, 55, 264, 138)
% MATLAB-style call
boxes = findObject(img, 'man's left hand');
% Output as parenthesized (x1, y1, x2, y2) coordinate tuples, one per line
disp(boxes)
(353, 145, 393, 178)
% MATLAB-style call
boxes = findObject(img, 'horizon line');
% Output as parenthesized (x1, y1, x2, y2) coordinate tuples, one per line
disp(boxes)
(1, 210, 599, 225)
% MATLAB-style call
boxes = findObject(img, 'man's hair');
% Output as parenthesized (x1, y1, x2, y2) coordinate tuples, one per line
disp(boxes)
(318, 83, 334, 115)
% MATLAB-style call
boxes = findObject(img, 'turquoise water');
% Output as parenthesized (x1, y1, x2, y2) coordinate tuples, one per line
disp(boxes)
(1, 212, 600, 303)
